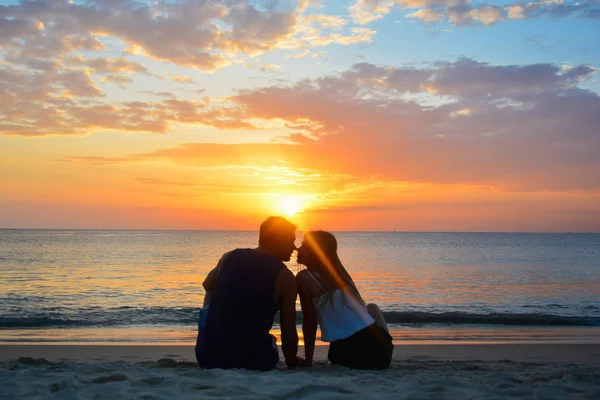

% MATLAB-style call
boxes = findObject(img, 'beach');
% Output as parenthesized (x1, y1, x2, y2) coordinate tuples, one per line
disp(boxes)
(2, 344, 600, 399)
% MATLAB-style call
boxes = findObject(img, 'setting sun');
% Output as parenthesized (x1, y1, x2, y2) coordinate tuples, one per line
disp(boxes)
(278, 195, 304, 216)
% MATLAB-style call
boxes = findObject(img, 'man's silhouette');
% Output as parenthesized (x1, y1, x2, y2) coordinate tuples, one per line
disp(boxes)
(195, 216, 303, 370)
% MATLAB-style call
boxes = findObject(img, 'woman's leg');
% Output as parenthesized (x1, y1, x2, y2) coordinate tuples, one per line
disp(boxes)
(366, 303, 389, 332)
(366, 304, 393, 369)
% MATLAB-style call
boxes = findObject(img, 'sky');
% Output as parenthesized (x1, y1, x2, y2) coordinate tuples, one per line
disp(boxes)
(0, 0, 599, 232)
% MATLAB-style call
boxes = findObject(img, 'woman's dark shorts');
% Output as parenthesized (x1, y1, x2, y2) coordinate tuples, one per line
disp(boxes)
(328, 324, 394, 370)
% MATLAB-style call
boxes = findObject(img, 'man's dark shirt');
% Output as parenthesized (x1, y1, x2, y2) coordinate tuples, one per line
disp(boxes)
(195, 248, 285, 370)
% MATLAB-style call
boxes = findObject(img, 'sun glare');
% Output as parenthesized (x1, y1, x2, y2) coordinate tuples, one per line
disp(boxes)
(278, 195, 303, 216)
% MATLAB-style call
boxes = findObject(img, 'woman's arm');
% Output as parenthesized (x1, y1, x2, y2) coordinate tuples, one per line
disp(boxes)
(275, 268, 300, 368)
(297, 274, 318, 366)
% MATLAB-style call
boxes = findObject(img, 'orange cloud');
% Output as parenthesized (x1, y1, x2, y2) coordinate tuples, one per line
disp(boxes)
(349, 0, 599, 26)
(0, 62, 259, 137)
(49, 58, 600, 194)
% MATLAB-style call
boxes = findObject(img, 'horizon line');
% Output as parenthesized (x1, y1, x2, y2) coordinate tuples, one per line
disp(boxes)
(0, 228, 598, 234)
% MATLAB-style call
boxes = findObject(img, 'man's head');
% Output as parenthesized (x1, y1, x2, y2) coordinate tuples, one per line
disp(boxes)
(258, 216, 297, 261)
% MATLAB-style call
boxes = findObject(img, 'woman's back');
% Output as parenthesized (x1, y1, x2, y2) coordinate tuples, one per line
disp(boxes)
(306, 270, 374, 342)
(296, 230, 393, 369)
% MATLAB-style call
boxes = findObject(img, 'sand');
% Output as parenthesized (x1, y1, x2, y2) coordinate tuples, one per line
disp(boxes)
(2, 344, 600, 399)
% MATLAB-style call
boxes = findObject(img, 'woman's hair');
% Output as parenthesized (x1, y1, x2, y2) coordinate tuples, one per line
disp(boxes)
(302, 231, 365, 308)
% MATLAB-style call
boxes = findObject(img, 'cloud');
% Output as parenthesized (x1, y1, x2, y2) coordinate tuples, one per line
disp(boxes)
(139, 91, 176, 98)
(468, 5, 506, 25)
(219, 3, 298, 55)
(260, 64, 282, 71)
(58, 70, 104, 97)
(350, 0, 398, 24)
(341, 58, 596, 97)
(160, 75, 195, 84)
(507, 5, 526, 19)
(6, 53, 596, 149)
(60, 143, 300, 167)
(273, 10, 375, 55)
(78, 57, 148, 74)
(406, 8, 444, 22)
(60, 56, 149, 87)
(223, 59, 599, 192)
(304, 14, 348, 29)
(350, 0, 600, 26)
(1, 0, 376, 74)
(134, 177, 238, 190)
(62, 58, 600, 193)
(0, 0, 381, 135)
(0, 0, 305, 71)
(0, 65, 255, 136)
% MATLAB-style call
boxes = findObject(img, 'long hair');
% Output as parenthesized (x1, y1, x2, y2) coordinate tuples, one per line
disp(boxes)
(302, 231, 365, 309)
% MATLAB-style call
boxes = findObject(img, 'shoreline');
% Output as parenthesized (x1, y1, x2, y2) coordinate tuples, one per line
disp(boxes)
(3, 343, 600, 364)
(2, 325, 598, 343)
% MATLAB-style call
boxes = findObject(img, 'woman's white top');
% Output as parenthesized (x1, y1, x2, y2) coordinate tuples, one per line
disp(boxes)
(306, 271, 374, 342)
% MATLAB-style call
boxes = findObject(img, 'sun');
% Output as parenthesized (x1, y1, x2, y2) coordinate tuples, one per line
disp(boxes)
(278, 195, 303, 217)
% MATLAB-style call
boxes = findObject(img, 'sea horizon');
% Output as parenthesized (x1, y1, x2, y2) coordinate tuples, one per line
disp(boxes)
(1, 228, 599, 234)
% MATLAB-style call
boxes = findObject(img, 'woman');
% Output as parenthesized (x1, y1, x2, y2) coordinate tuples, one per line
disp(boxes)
(296, 231, 393, 369)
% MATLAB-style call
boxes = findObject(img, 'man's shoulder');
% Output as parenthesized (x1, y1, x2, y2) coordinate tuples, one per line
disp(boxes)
(228, 248, 286, 267)
(224, 248, 253, 259)
(229, 247, 251, 254)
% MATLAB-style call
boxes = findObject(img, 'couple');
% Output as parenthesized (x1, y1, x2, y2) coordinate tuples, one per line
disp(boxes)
(195, 216, 393, 371)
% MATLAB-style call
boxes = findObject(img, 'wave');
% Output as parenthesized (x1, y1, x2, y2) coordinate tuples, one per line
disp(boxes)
(0, 307, 199, 328)
(379, 312, 600, 326)
(0, 317, 81, 328)
(1, 308, 599, 328)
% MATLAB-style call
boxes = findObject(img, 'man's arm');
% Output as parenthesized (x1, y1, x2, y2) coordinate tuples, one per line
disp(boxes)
(275, 268, 300, 367)
(202, 252, 230, 307)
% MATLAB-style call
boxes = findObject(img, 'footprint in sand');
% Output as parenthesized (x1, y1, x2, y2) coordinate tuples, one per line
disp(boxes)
(193, 384, 218, 391)
(281, 384, 356, 398)
(17, 357, 50, 365)
(49, 381, 68, 393)
(157, 358, 178, 367)
(140, 377, 167, 385)
(91, 374, 129, 384)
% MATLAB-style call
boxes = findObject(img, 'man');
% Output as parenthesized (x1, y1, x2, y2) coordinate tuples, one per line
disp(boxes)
(195, 216, 304, 370)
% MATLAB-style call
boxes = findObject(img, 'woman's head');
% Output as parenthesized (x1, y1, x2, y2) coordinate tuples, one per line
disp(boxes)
(297, 231, 365, 305)
(297, 230, 338, 273)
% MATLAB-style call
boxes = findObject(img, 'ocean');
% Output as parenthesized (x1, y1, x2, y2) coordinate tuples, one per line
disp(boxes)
(1, 230, 599, 344)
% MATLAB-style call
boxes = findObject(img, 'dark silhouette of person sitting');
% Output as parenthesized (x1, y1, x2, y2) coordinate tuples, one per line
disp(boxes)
(195, 216, 305, 370)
